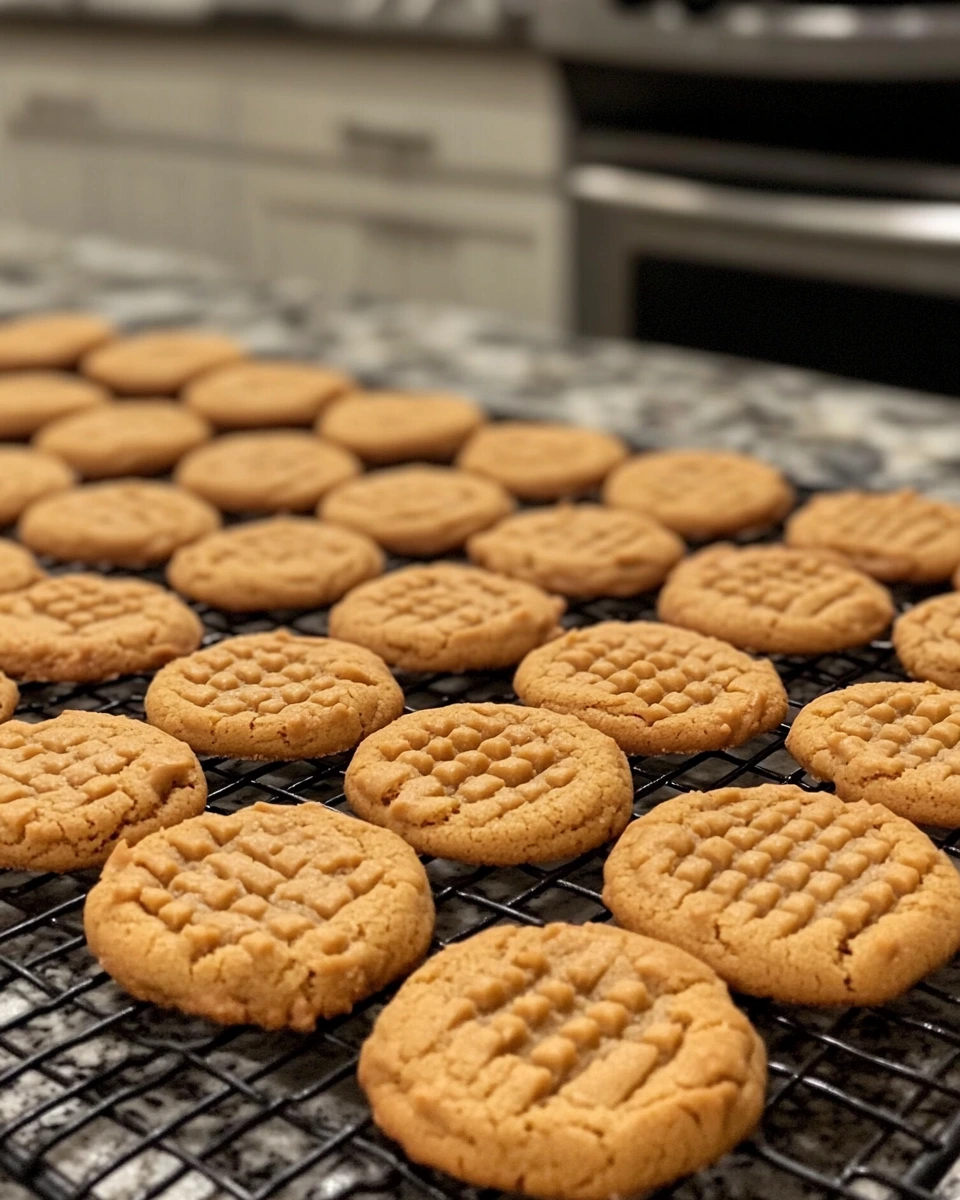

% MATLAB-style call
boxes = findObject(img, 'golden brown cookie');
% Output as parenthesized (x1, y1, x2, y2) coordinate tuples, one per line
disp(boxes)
(19, 480, 220, 567)
(786, 681, 960, 825)
(457, 422, 628, 501)
(167, 517, 383, 612)
(786, 489, 960, 583)
(345, 702, 632, 864)
(84, 800, 435, 1030)
(0, 311, 115, 371)
(183, 359, 352, 428)
(603, 784, 960, 1006)
(358, 921, 766, 1200)
(0, 710, 206, 872)
(318, 390, 484, 464)
(82, 330, 246, 396)
(468, 504, 685, 598)
(657, 544, 894, 655)
(34, 400, 211, 478)
(320, 466, 514, 557)
(513, 620, 786, 756)
(0, 540, 44, 593)
(0, 446, 75, 526)
(0, 573, 202, 681)
(604, 450, 795, 540)
(0, 371, 109, 439)
(145, 630, 404, 760)
(0, 670, 17, 722)
(329, 563, 564, 673)
(895, 593, 960, 689)
(175, 431, 360, 514)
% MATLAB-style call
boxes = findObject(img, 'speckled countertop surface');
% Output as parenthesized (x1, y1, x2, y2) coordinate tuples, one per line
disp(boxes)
(0, 223, 958, 497)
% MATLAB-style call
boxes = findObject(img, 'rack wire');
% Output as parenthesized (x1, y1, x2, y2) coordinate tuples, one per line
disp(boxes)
(2, 547, 960, 1200)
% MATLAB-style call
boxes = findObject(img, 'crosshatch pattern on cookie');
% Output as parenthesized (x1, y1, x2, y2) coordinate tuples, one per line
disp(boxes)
(359, 923, 765, 1199)
(0, 713, 206, 871)
(602, 786, 960, 1005)
(894, 593, 960, 689)
(346, 704, 631, 864)
(84, 802, 433, 1030)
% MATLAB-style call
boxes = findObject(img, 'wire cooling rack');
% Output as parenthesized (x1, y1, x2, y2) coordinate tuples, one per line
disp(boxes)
(2, 546, 960, 1200)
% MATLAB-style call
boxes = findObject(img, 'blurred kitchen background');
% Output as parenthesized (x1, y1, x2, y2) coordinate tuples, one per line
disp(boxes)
(1, 0, 960, 395)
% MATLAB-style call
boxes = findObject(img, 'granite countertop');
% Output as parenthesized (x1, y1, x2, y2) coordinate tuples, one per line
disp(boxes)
(0, 223, 958, 497)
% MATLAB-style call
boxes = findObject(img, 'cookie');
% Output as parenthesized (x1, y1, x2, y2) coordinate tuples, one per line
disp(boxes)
(345, 702, 632, 864)
(184, 360, 353, 428)
(603, 784, 960, 1006)
(0, 710, 206, 872)
(358, 921, 766, 1200)
(320, 466, 514, 557)
(175, 431, 360, 514)
(657, 544, 895, 655)
(329, 563, 564, 673)
(84, 800, 435, 1030)
(895, 593, 960, 689)
(82, 329, 246, 396)
(0, 670, 17, 722)
(34, 400, 211, 478)
(0, 311, 115, 371)
(0, 446, 75, 525)
(786, 489, 960, 583)
(19, 480, 221, 567)
(145, 631, 404, 760)
(604, 450, 795, 540)
(0, 371, 109, 439)
(0, 540, 44, 594)
(468, 504, 685, 598)
(786, 681, 960, 825)
(457, 422, 628, 501)
(0, 573, 202, 681)
(318, 390, 484, 464)
(513, 620, 786, 756)
(167, 517, 383, 612)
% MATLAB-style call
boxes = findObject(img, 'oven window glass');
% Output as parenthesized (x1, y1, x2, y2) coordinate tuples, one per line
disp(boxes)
(634, 258, 960, 396)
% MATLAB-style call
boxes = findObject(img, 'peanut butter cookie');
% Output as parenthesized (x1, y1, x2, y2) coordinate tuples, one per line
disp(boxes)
(84, 801, 435, 1030)
(658, 544, 894, 655)
(468, 504, 685, 597)
(320, 465, 514, 557)
(329, 563, 564, 672)
(176, 431, 360, 514)
(0, 574, 202, 681)
(345, 703, 632, 864)
(604, 450, 795, 540)
(0, 446, 75, 525)
(0, 371, 109, 439)
(0, 670, 17, 722)
(0, 311, 114, 370)
(0, 710, 206, 872)
(787, 681, 960, 825)
(34, 400, 211, 478)
(603, 784, 960, 1006)
(82, 329, 246, 395)
(457, 422, 628, 501)
(895, 594, 960, 689)
(318, 390, 484, 464)
(0, 540, 44, 593)
(145, 631, 404, 760)
(19, 480, 220, 566)
(184, 360, 352, 427)
(167, 517, 383, 612)
(786, 489, 960, 583)
(514, 620, 786, 755)
(358, 921, 766, 1200)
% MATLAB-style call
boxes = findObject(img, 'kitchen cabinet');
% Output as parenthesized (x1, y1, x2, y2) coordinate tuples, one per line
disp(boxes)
(0, 24, 567, 326)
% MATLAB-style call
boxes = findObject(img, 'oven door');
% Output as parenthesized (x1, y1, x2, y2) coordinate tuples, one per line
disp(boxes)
(574, 163, 960, 393)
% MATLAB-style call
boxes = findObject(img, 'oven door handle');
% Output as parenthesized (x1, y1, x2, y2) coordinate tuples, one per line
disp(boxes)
(571, 164, 960, 247)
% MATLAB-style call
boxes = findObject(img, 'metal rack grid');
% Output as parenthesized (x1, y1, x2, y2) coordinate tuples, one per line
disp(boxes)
(2, 555, 960, 1200)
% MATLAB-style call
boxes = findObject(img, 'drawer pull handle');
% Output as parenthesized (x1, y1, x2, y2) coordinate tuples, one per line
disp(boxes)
(340, 121, 435, 162)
